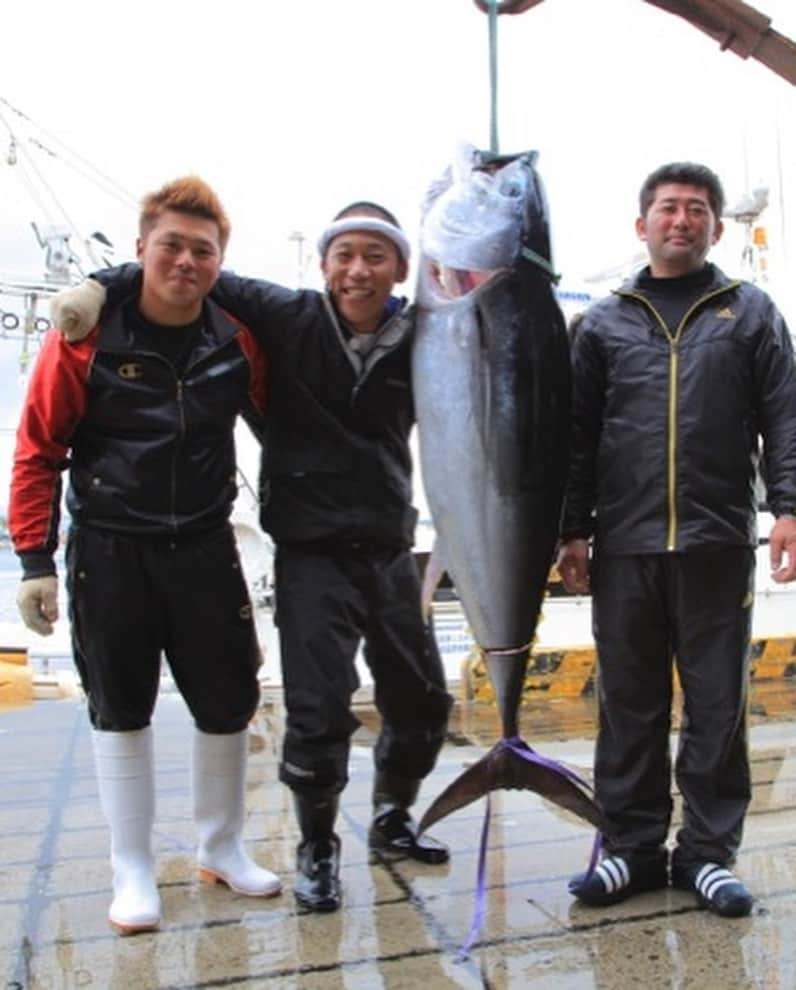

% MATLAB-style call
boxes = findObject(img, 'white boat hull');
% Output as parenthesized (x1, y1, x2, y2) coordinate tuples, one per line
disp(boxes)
(4, 513, 795, 702)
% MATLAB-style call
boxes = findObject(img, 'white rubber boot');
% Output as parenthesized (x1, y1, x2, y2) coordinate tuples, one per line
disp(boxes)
(193, 729, 282, 897)
(92, 728, 161, 934)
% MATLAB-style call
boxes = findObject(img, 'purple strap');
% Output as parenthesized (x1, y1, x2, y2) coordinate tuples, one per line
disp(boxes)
(455, 791, 493, 961)
(502, 736, 591, 788)
(504, 736, 602, 874)
(454, 735, 602, 962)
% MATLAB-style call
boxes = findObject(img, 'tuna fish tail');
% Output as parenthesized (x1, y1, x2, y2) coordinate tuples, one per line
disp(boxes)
(418, 737, 602, 834)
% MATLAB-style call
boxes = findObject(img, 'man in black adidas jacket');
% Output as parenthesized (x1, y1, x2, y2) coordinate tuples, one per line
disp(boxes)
(558, 162, 796, 918)
(51, 202, 453, 915)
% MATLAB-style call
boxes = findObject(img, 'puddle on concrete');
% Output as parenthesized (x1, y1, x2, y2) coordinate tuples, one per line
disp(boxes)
(356, 678, 796, 750)
(4, 686, 796, 989)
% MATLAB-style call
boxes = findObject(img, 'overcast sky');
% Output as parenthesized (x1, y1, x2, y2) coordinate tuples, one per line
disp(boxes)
(2, 0, 796, 512)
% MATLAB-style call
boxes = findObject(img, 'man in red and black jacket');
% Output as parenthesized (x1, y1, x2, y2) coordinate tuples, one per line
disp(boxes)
(9, 176, 282, 935)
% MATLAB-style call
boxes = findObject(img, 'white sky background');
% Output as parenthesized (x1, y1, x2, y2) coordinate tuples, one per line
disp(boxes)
(1, 0, 796, 515)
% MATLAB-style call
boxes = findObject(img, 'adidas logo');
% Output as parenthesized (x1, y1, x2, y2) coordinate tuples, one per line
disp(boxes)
(716, 307, 735, 319)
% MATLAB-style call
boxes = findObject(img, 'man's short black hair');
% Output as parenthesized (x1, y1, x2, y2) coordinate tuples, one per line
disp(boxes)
(333, 201, 402, 229)
(639, 162, 725, 220)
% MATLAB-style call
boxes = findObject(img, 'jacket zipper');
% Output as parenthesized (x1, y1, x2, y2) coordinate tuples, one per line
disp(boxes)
(619, 282, 740, 551)
(159, 340, 237, 533)
(106, 344, 223, 534)
(172, 378, 186, 532)
(322, 294, 411, 407)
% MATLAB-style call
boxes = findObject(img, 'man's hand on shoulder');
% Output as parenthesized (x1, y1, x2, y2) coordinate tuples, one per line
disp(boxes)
(50, 279, 107, 342)
(17, 576, 59, 636)
(769, 515, 796, 584)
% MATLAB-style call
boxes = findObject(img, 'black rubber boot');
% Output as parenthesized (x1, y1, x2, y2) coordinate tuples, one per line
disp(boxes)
(292, 792, 342, 912)
(368, 771, 449, 865)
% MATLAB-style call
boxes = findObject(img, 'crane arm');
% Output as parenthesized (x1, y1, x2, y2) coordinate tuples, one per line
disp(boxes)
(644, 0, 796, 85)
(473, 0, 796, 85)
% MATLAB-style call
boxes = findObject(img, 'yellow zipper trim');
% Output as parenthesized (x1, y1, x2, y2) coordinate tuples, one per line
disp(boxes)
(667, 342, 678, 549)
(618, 282, 741, 551)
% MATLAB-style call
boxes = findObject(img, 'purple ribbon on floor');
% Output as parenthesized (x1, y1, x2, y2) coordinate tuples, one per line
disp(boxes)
(455, 736, 602, 962)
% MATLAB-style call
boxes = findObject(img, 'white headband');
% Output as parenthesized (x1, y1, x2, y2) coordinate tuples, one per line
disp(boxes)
(317, 217, 411, 263)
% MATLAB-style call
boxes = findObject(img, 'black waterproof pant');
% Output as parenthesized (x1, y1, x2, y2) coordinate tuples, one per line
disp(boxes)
(273, 543, 453, 795)
(66, 524, 261, 733)
(591, 548, 754, 867)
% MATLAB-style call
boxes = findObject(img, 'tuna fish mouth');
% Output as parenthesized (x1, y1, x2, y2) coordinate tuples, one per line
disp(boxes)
(427, 264, 502, 300)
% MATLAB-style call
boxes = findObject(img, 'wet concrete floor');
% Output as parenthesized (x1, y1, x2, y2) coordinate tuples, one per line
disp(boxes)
(3, 680, 796, 989)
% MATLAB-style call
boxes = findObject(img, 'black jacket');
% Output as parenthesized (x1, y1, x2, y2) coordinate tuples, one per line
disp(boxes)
(11, 295, 265, 578)
(95, 266, 419, 549)
(211, 274, 418, 549)
(71, 298, 265, 536)
(561, 265, 796, 553)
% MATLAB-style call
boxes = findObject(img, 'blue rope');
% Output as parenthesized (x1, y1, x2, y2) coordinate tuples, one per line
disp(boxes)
(488, 0, 499, 152)
(521, 245, 561, 283)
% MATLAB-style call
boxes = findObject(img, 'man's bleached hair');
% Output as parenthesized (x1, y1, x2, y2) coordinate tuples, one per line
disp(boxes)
(139, 175, 231, 252)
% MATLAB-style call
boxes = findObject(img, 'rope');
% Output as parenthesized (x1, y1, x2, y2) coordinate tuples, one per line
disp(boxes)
(521, 245, 561, 283)
(487, 0, 499, 153)
(0, 97, 138, 209)
(454, 736, 602, 961)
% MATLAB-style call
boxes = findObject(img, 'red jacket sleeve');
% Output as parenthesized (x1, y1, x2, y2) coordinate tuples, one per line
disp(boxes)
(235, 320, 267, 415)
(9, 329, 95, 573)
(230, 318, 267, 449)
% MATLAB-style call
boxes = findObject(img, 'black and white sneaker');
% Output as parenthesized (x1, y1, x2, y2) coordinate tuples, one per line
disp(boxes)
(569, 852, 668, 906)
(671, 861, 753, 918)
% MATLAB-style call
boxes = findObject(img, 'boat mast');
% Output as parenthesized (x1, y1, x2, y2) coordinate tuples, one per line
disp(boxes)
(0, 98, 134, 374)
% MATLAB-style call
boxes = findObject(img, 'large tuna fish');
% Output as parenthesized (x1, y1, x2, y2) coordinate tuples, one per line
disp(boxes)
(413, 146, 601, 832)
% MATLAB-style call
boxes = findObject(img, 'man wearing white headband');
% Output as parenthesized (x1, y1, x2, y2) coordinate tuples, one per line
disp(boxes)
(317, 214, 412, 270)
(50, 201, 454, 916)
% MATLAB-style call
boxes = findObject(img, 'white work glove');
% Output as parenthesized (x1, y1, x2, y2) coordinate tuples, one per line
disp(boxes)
(17, 576, 59, 636)
(49, 279, 107, 342)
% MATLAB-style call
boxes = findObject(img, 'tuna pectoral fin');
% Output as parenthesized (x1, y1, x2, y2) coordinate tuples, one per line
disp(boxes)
(420, 537, 447, 621)
(418, 739, 602, 834)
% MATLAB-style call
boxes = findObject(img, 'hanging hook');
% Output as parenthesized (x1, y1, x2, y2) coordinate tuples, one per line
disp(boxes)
(473, 0, 543, 14)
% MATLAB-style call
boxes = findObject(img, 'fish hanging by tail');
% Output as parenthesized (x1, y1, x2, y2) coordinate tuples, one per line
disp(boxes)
(412, 145, 601, 834)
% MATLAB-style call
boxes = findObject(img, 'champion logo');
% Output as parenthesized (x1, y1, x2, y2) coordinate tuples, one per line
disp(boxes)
(716, 306, 735, 319)
(118, 362, 144, 380)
